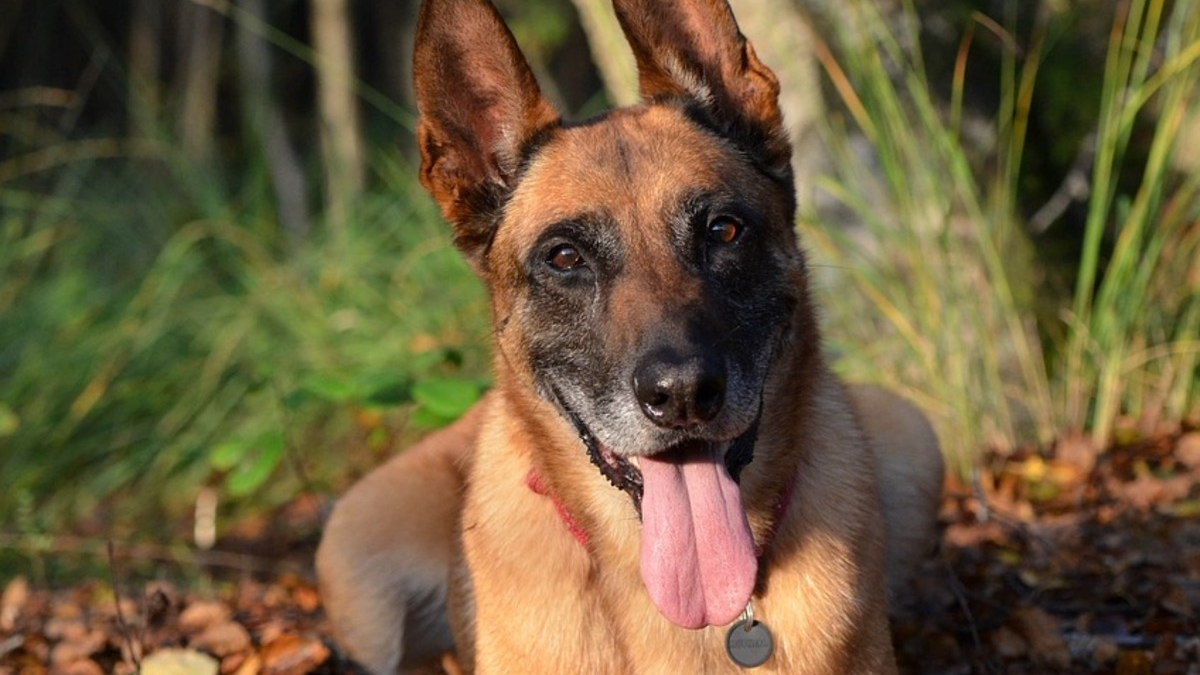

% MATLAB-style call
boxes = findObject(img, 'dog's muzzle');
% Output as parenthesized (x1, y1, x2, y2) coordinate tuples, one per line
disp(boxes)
(551, 386, 763, 517)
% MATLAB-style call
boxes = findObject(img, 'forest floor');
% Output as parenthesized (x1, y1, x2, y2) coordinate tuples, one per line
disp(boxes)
(2, 428, 1199, 675)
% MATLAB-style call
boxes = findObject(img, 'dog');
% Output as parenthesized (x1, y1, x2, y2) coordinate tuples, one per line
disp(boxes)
(316, 0, 945, 672)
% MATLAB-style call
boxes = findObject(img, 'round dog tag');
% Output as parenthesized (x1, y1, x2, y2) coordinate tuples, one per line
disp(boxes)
(725, 619, 773, 668)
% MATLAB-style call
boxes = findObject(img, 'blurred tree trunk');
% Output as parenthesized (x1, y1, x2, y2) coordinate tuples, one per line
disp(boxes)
(366, 0, 417, 152)
(730, 0, 824, 200)
(176, 0, 225, 162)
(310, 0, 364, 233)
(236, 0, 312, 243)
(568, 0, 638, 106)
(129, 0, 161, 135)
(0, 0, 22, 71)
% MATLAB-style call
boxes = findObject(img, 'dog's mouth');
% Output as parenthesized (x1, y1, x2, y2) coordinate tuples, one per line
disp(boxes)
(563, 403, 760, 518)
(585, 432, 646, 512)
(554, 392, 763, 629)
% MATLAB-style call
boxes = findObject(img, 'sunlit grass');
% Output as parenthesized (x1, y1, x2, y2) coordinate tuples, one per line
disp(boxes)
(1062, 0, 1200, 448)
(803, 0, 1199, 468)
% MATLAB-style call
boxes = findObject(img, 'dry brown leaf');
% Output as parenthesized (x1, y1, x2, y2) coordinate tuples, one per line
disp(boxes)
(51, 657, 104, 675)
(48, 628, 105, 666)
(191, 622, 252, 657)
(289, 586, 320, 614)
(42, 618, 86, 642)
(1175, 432, 1200, 468)
(1116, 650, 1154, 675)
(218, 653, 246, 675)
(988, 625, 1028, 658)
(1161, 584, 1197, 619)
(259, 634, 329, 675)
(179, 602, 231, 635)
(1009, 605, 1071, 667)
(232, 654, 262, 675)
(1056, 432, 1099, 474)
(253, 620, 286, 647)
(1091, 637, 1120, 663)
(1121, 474, 1172, 510)
(943, 519, 1008, 548)
(0, 578, 28, 633)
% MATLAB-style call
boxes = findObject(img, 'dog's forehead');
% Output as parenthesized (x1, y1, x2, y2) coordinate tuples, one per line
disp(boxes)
(501, 106, 746, 242)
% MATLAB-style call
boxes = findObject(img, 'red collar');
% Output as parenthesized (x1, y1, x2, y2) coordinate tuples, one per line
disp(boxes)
(525, 469, 591, 547)
(525, 467, 797, 558)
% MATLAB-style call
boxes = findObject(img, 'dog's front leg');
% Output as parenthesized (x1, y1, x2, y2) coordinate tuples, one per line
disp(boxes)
(316, 403, 481, 674)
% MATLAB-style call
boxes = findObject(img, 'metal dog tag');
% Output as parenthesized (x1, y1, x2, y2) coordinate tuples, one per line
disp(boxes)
(725, 616, 773, 668)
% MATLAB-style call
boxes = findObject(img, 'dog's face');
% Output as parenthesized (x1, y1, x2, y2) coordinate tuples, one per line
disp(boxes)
(414, 0, 811, 629)
(492, 106, 804, 479)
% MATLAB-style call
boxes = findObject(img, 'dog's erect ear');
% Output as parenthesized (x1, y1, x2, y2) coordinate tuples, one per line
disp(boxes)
(611, 0, 791, 176)
(413, 0, 558, 266)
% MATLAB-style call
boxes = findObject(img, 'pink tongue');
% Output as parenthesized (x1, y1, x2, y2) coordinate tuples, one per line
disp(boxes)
(638, 443, 757, 628)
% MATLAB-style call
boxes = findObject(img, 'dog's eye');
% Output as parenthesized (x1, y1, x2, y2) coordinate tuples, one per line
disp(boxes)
(706, 217, 742, 245)
(546, 244, 586, 271)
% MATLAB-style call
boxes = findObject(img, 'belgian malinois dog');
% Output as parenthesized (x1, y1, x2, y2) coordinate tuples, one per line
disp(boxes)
(316, 0, 944, 672)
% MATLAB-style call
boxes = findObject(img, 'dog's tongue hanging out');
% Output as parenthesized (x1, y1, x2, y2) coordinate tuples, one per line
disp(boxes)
(638, 442, 757, 628)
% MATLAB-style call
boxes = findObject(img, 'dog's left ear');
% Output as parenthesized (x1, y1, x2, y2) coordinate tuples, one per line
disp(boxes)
(413, 0, 559, 269)
(611, 0, 791, 177)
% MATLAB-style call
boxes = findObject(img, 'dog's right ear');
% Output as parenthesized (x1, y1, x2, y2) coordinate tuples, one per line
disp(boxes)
(413, 0, 558, 268)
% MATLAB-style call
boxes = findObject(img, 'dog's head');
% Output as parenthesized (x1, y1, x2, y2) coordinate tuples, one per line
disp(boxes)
(414, 0, 814, 629)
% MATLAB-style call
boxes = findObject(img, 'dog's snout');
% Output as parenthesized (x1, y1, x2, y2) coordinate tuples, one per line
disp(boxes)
(633, 352, 726, 428)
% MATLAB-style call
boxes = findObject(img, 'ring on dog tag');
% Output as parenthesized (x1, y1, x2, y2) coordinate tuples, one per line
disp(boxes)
(725, 605, 773, 668)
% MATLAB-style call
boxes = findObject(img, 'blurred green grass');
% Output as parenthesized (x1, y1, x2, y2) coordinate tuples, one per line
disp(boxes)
(0, 147, 490, 539)
(803, 0, 1198, 472)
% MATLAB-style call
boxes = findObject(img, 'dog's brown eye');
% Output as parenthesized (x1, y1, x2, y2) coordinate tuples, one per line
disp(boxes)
(707, 217, 741, 245)
(547, 244, 585, 271)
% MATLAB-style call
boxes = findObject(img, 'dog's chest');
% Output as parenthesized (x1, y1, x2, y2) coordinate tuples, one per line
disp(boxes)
(459, 415, 887, 674)
(601, 582, 842, 675)
(466, 515, 839, 673)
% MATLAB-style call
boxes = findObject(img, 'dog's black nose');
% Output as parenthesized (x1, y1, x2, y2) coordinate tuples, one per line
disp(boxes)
(633, 352, 726, 428)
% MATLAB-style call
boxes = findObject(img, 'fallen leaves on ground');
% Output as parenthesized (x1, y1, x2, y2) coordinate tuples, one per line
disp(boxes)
(0, 574, 341, 675)
(894, 430, 1200, 674)
(2, 431, 1198, 675)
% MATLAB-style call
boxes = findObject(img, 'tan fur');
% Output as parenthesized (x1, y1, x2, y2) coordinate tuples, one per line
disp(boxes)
(849, 384, 945, 606)
(317, 380, 942, 673)
(315, 405, 480, 674)
(317, 0, 944, 672)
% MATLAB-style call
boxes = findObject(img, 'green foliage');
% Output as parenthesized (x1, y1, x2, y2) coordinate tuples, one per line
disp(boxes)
(500, 0, 575, 62)
(0, 149, 489, 531)
(411, 378, 485, 429)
